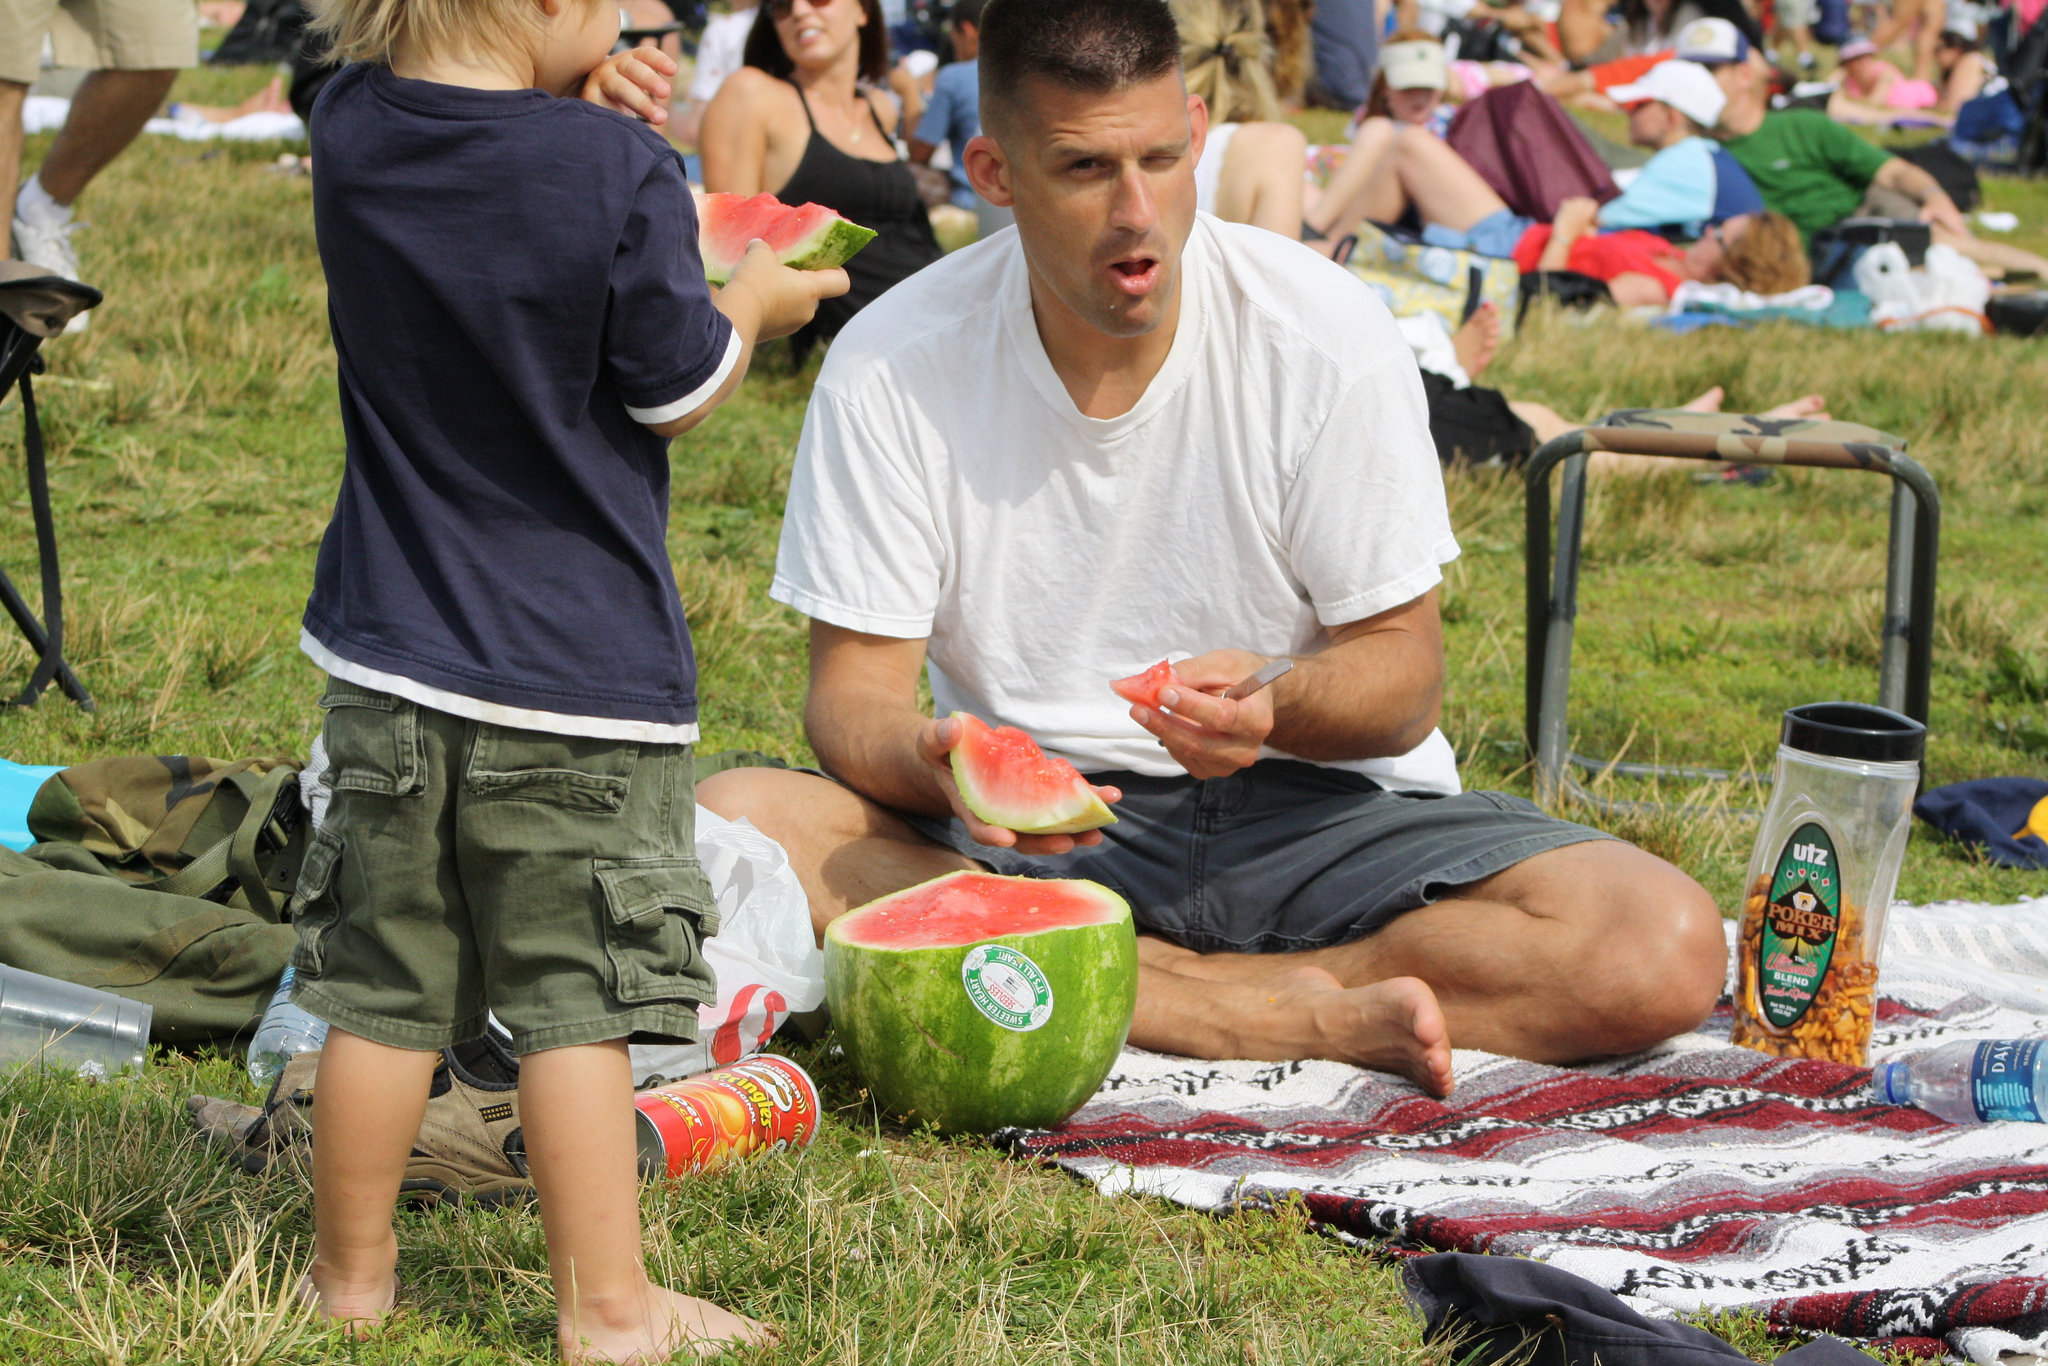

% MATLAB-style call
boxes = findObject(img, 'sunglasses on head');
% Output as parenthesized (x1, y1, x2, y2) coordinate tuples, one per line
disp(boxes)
(770, 0, 839, 18)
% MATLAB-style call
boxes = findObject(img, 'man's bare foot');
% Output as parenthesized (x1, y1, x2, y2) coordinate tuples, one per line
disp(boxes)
(1300, 975, 1455, 1097)
(298, 1268, 399, 1339)
(560, 1285, 775, 1363)
(1680, 385, 1726, 413)
(1451, 300, 1502, 381)
(1760, 393, 1828, 420)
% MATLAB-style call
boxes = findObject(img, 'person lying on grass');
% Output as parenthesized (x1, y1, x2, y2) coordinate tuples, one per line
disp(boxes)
(702, 0, 1730, 1100)
(288, 0, 844, 1356)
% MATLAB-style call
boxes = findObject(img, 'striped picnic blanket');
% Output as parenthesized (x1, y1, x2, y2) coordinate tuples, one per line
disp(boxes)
(1007, 896, 2048, 1363)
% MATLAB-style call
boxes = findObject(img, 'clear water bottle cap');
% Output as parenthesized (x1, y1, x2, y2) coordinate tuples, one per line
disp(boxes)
(1782, 702, 1925, 765)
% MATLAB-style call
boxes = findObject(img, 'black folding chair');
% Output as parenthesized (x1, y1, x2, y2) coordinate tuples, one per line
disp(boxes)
(0, 264, 102, 710)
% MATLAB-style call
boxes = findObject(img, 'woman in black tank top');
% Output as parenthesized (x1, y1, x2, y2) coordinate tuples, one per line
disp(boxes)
(699, 0, 942, 359)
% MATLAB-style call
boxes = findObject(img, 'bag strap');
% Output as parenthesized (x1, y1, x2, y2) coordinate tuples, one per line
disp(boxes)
(152, 766, 299, 915)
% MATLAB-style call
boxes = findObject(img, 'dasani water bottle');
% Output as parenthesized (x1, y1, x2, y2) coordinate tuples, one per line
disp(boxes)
(246, 966, 329, 1086)
(1873, 1040, 2048, 1123)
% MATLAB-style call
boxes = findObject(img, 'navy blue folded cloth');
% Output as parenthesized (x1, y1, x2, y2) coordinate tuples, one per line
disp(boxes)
(1403, 1251, 1884, 1365)
(1914, 778, 2048, 870)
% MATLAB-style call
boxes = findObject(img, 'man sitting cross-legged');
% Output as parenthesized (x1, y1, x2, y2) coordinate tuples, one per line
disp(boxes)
(701, 0, 1729, 1097)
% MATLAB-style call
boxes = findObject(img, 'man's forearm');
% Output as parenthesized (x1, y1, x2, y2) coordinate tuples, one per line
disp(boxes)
(1875, 156, 1943, 205)
(804, 684, 951, 816)
(1265, 629, 1444, 762)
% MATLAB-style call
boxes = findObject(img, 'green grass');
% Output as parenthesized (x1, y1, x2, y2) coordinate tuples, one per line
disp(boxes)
(0, 64, 2036, 1363)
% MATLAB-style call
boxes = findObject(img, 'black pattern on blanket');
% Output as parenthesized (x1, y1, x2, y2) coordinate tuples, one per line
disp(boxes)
(1003, 899, 2048, 1361)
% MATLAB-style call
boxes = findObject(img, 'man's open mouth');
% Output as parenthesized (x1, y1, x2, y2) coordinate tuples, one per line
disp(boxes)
(1107, 256, 1160, 295)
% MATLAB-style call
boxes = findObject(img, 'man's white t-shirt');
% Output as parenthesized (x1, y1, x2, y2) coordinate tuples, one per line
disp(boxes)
(688, 7, 756, 104)
(771, 213, 1463, 794)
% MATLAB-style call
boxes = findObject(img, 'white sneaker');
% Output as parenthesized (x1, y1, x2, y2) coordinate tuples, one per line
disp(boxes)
(11, 211, 88, 334)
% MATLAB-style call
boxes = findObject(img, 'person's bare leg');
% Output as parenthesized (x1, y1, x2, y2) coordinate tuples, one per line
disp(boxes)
(1452, 299, 1502, 380)
(306, 1030, 438, 1333)
(521, 1041, 772, 1362)
(32, 68, 180, 207)
(703, 768, 1501, 1094)
(0, 80, 26, 244)
(1933, 225, 2048, 279)
(1166, 841, 1727, 1065)
(1213, 121, 1309, 239)
(1391, 125, 1512, 234)
(1304, 116, 1402, 239)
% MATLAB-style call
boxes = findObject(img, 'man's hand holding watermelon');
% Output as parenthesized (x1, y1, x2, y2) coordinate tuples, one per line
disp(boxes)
(920, 714, 1122, 854)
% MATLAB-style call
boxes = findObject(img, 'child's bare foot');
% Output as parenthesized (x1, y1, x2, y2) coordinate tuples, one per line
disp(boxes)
(1451, 299, 1502, 381)
(298, 1267, 399, 1339)
(560, 1285, 776, 1363)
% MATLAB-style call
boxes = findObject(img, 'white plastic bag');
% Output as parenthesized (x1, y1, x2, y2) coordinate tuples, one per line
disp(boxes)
(628, 806, 824, 1087)
(302, 741, 822, 1086)
(1857, 241, 1991, 335)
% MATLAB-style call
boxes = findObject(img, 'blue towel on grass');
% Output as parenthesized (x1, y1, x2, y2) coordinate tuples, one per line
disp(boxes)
(1914, 778, 2048, 870)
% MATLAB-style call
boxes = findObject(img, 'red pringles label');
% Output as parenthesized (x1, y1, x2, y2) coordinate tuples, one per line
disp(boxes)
(634, 1054, 819, 1179)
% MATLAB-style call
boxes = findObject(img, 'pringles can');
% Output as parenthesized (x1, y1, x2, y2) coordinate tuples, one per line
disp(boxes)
(634, 1054, 820, 1178)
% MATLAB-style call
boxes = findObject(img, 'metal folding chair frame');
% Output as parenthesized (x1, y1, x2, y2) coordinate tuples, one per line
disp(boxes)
(0, 317, 92, 710)
(1523, 410, 1938, 812)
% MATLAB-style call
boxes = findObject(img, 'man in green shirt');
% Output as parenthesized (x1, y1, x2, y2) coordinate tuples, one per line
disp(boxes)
(1691, 18, 2048, 278)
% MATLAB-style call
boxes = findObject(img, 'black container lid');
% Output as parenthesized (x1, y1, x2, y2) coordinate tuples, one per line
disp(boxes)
(1781, 702, 1925, 764)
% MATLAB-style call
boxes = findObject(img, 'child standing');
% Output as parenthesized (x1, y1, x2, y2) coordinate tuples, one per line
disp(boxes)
(290, 0, 844, 1356)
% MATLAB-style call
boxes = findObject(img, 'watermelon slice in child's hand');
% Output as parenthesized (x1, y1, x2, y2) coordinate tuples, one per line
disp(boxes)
(1110, 660, 1186, 711)
(699, 192, 877, 285)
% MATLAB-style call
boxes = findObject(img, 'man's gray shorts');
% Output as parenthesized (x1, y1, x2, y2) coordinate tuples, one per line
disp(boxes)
(902, 759, 1617, 954)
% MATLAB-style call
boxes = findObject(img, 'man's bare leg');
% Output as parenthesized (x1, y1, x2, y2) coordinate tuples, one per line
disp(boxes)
(32, 68, 180, 208)
(1137, 839, 1728, 1065)
(699, 768, 1456, 1089)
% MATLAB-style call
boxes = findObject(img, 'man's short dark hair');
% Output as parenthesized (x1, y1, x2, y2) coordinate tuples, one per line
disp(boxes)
(951, 0, 987, 30)
(979, 0, 1182, 131)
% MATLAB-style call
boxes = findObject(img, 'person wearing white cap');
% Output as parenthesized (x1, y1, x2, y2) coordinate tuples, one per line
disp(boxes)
(1596, 58, 1766, 235)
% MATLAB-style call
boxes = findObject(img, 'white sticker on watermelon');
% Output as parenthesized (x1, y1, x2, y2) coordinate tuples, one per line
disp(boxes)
(961, 944, 1054, 1032)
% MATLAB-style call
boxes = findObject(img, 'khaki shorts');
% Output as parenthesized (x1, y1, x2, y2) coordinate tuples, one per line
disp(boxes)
(289, 678, 716, 1055)
(0, 0, 197, 87)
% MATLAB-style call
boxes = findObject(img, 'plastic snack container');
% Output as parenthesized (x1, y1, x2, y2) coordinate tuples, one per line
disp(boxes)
(1732, 702, 1925, 1066)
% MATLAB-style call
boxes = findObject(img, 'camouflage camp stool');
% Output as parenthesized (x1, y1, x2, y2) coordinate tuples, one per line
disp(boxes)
(1523, 409, 1940, 813)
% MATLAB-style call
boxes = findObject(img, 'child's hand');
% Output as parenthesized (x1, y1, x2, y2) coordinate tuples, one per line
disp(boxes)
(582, 47, 677, 126)
(720, 241, 851, 341)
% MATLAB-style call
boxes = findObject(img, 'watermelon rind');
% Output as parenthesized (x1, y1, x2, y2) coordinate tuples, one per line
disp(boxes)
(825, 871, 1138, 1134)
(948, 712, 1117, 836)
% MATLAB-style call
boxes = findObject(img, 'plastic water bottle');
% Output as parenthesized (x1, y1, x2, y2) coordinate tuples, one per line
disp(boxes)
(1872, 1040, 2048, 1123)
(246, 966, 328, 1087)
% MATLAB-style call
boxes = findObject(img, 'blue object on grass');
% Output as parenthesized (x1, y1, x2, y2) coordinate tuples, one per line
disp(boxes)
(1914, 778, 2048, 870)
(0, 758, 63, 851)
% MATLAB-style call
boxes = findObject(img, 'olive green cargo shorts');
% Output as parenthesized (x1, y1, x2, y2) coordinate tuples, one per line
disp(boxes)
(288, 678, 716, 1056)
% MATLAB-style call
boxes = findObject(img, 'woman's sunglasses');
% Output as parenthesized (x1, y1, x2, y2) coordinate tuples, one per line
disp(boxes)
(770, 0, 839, 19)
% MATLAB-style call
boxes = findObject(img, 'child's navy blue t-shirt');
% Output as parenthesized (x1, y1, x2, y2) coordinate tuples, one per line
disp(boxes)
(302, 64, 736, 739)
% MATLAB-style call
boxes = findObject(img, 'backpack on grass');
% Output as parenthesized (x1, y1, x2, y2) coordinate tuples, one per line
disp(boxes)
(0, 756, 307, 1045)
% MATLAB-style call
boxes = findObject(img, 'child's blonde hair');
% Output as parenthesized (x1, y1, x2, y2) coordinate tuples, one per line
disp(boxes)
(1173, 0, 1280, 125)
(308, 0, 549, 66)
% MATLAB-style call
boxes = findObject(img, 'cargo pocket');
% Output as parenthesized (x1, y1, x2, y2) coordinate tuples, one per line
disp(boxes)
(594, 857, 719, 1007)
(318, 679, 423, 797)
(467, 727, 636, 813)
(287, 828, 344, 977)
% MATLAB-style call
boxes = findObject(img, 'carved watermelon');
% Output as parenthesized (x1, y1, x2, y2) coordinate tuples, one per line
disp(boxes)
(698, 191, 877, 285)
(948, 712, 1116, 836)
(1110, 660, 1186, 710)
(824, 871, 1137, 1133)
